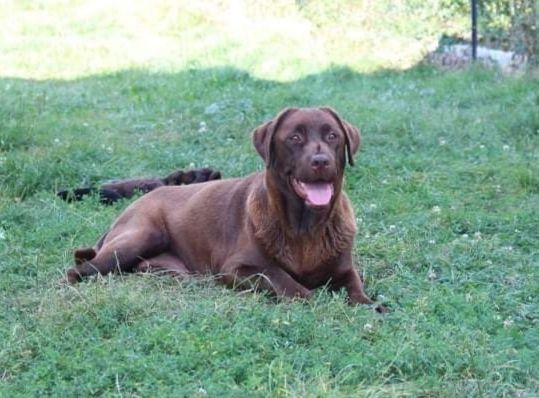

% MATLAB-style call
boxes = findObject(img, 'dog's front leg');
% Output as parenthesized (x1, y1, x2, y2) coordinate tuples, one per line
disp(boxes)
(329, 251, 379, 306)
(220, 260, 311, 299)
(334, 267, 375, 305)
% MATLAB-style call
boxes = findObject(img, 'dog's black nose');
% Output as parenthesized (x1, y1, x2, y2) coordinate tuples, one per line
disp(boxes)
(311, 153, 330, 171)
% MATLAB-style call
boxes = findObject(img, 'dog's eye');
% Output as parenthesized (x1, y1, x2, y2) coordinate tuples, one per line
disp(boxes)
(327, 132, 338, 141)
(288, 134, 303, 144)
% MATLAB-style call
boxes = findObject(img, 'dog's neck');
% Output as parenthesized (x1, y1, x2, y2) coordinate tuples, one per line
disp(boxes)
(247, 171, 356, 276)
(264, 172, 339, 236)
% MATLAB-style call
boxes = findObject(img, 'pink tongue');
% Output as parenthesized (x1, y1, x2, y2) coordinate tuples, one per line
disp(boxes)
(302, 182, 332, 206)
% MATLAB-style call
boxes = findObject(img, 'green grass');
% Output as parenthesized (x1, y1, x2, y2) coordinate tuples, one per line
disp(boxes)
(1, 1, 538, 397)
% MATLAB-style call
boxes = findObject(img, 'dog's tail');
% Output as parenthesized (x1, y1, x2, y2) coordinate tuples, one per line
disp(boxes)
(185, 168, 222, 184)
(57, 187, 95, 202)
(57, 187, 123, 205)
(163, 167, 222, 185)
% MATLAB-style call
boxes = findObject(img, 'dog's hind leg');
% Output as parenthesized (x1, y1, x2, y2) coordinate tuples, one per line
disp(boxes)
(74, 247, 97, 265)
(134, 252, 189, 277)
(63, 229, 167, 284)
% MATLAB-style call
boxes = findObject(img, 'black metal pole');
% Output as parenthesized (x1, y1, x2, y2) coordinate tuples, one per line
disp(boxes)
(471, 0, 478, 60)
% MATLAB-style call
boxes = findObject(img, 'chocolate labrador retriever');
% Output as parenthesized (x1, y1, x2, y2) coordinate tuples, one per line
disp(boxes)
(63, 107, 381, 310)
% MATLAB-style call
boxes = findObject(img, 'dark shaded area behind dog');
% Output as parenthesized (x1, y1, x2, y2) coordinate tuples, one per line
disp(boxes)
(57, 167, 221, 204)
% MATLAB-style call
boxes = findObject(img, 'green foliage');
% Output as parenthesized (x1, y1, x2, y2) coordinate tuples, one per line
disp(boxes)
(1, 1, 538, 397)
(445, 0, 539, 60)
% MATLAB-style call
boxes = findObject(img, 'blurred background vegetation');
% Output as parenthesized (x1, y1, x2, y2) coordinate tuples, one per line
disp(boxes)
(444, 0, 539, 62)
(2, 0, 537, 82)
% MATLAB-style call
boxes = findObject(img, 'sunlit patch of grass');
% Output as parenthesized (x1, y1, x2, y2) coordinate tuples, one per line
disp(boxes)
(1, 0, 466, 81)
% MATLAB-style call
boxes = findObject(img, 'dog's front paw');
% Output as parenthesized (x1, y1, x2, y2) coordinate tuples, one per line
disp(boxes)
(374, 303, 390, 314)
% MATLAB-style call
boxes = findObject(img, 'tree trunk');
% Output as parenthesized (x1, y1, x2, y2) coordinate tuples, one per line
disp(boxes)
(533, 0, 539, 64)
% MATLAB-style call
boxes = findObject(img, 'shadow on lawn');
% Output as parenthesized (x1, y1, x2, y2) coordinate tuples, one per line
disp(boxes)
(1, 62, 538, 202)
(0, 64, 437, 199)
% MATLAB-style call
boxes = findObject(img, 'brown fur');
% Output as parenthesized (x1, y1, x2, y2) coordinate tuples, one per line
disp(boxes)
(62, 107, 384, 311)
(247, 184, 356, 287)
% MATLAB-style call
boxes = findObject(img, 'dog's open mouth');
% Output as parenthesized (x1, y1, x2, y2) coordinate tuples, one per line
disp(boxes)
(291, 178, 334, 208)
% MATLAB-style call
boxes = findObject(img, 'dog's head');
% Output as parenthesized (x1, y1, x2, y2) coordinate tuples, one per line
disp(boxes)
(252, 107, 361, 210)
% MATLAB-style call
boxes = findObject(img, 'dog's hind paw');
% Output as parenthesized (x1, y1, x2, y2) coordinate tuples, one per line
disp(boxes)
(58, 269, 81, 285)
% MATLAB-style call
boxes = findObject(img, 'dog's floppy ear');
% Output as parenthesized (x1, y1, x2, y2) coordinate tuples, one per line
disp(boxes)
(320, 107, 361, 166)
(252, 107, 298, 166)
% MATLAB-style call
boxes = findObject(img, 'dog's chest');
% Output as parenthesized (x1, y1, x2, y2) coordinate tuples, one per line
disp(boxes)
(274, 234, 336, 276)
(248, 189, 356, 280)
(253, 216, 355, 280)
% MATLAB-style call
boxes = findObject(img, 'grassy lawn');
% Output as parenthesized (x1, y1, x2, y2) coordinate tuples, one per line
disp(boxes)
(1, 1, 538, 396)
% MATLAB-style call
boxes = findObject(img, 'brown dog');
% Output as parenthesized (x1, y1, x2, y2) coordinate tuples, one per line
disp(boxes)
(63, 107, 382, 310)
